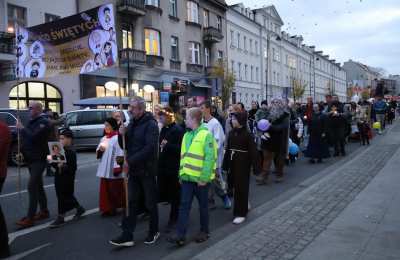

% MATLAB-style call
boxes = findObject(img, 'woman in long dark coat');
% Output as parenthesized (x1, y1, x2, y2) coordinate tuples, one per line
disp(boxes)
(305, 104, 330, 163)
(157, 107, 184, 232)
(223, 112, 258, 224)
(326, 103, 347, 156)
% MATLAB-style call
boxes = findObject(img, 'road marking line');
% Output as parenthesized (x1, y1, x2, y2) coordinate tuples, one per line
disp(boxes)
(6, 242, 52, 260)
(8, 208, 99, 245)
(0, 181, 77, 198)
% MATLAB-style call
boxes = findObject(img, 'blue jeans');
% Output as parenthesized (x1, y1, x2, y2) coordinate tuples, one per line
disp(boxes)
(176, 181, 209, 239)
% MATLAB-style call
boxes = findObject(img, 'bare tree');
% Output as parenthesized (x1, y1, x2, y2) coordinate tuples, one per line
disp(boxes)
(211, 60, 236, 110)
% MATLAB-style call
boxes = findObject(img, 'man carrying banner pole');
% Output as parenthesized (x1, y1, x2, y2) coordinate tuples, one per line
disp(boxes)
(110, 96, 160, 247)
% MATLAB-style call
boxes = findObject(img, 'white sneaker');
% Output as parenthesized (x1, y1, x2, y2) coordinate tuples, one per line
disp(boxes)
(233, 217, 246, 225)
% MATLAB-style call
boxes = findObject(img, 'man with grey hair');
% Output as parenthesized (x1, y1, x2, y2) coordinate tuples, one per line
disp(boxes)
(16, 101, 51, 228)
(110, 96, 160, 247)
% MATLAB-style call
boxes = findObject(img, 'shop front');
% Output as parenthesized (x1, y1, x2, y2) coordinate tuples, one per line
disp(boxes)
(79, 74, 162, 111)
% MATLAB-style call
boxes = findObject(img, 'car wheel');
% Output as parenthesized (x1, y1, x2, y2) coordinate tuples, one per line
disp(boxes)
(9, 143, 25, 166)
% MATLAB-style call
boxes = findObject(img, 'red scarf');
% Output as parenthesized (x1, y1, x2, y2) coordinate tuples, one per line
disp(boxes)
(105, 131, 118, 138)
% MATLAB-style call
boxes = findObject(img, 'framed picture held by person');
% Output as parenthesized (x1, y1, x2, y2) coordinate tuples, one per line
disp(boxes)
(47, 142, 67, 163)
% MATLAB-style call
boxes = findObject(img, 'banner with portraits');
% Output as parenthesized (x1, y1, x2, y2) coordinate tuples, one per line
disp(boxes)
(16, 4, 117, 79)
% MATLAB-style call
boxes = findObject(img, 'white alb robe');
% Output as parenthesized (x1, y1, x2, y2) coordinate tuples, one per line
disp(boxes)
(96, 135, 124, 179)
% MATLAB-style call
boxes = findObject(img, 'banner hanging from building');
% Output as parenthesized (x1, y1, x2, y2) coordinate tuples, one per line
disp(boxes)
(15, 4, 117, 79)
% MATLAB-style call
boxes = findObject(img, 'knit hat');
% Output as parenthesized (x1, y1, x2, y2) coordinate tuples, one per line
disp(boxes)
(105, 117, 119, 131)
(231, 112, 247, 127)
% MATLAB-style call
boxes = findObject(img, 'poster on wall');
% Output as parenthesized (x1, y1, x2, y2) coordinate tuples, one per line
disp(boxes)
(160, 92, 170, 106)
(16, 4, 117, 79)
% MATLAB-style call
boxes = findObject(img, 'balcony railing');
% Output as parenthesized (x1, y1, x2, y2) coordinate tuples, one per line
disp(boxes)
(205, 66, 215, 75)
(119, 48, 146, 66)
(0, 63, 16, 82)
(117, 0, 146, 16)
(0, 32, 15, 55)
(187, 63, 204, 74)
(203, 27, 223, 44)
(146, 55, 164, 67)
(170, 60, 181, 71)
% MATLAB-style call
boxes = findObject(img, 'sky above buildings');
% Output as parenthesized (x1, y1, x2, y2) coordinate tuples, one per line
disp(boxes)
(226, 0, 400, 75)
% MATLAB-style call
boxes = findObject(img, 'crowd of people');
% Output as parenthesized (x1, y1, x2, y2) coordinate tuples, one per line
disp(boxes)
(0, 91, 398, 256)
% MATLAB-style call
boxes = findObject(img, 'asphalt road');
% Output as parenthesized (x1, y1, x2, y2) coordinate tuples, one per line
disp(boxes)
(2, 142, 366, 260)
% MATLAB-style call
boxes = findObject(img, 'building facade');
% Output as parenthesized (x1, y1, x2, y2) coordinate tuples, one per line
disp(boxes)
(249, 4, 346, 104)
(314, 51, 347, 102)
(342, 59, 381, 90)
(0, 0, 77, 112)
(0, 0, 228, 113)
(226, 3, 262, 107)
(388, 74, 400, 96)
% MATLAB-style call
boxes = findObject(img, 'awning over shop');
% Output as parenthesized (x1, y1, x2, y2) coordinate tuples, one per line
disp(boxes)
(193, 83, 212, 88)
(73, 97, 130, 106)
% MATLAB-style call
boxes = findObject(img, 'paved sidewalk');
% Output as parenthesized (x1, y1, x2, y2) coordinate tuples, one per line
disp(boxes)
(296, 124, 400, 260)
(192, 122, 400, 260)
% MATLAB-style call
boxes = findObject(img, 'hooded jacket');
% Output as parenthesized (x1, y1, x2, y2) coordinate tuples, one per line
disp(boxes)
(125, 112, 159, 177)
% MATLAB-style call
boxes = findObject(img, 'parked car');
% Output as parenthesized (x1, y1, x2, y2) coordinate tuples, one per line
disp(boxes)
(0, 109, 31, 166)
(63, 109, 130, 149)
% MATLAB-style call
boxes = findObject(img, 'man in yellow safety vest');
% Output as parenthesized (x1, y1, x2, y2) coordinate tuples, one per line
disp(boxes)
(167, 107, 217, 246)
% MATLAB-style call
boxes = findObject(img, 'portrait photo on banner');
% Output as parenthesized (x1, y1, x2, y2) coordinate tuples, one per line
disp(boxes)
(15, 3, 118, 79)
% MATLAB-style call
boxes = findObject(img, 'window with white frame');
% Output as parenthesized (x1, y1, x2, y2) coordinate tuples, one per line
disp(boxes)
(255, 41, 258, 54)
(245, 64, 248, 80)
(146, 0, 159, 7)
(171, 36, 179, 61)
(237, 33, 241, 49)
(243, 36, 247, 51)
(122, 27, 133, 49)
(217, 16, 222, 31)
(189, 42, 201, 64)
(231, 60, 235, 73)
(238, 62, 242, 80)
(251, 66, 254, 82)
(230, 30, 235, 47)
(256, 67, 259, 82)
(7, 4, 26, 32)
(273, 48, 280, 62)
(203, 9, 209, 27)
(144, 29, 161, 56)
(187, 1, 199, 23)
(169, 0, 177, 17)
(204, 47, 210, 67)
(249, 39, 253, 53)
(218, 50, 223, 60)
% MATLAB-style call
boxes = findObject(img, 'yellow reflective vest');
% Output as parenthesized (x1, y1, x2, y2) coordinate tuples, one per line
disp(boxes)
(179, 129, 217, 182)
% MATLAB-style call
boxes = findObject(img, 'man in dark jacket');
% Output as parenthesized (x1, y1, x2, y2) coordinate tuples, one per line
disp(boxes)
(110, 96, 160, 247)
(157, 107, 184, 232)
(0, 121, 11, 258)
(16, 101, 51, 228)
(326, 100, 347, 156)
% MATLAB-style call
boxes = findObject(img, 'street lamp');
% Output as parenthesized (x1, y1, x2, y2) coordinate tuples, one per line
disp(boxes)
(131, 82, 139, 95)
(105, 81, 122, 109)
(143, 84, 155, 93)
(105, 81, 119, 92)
